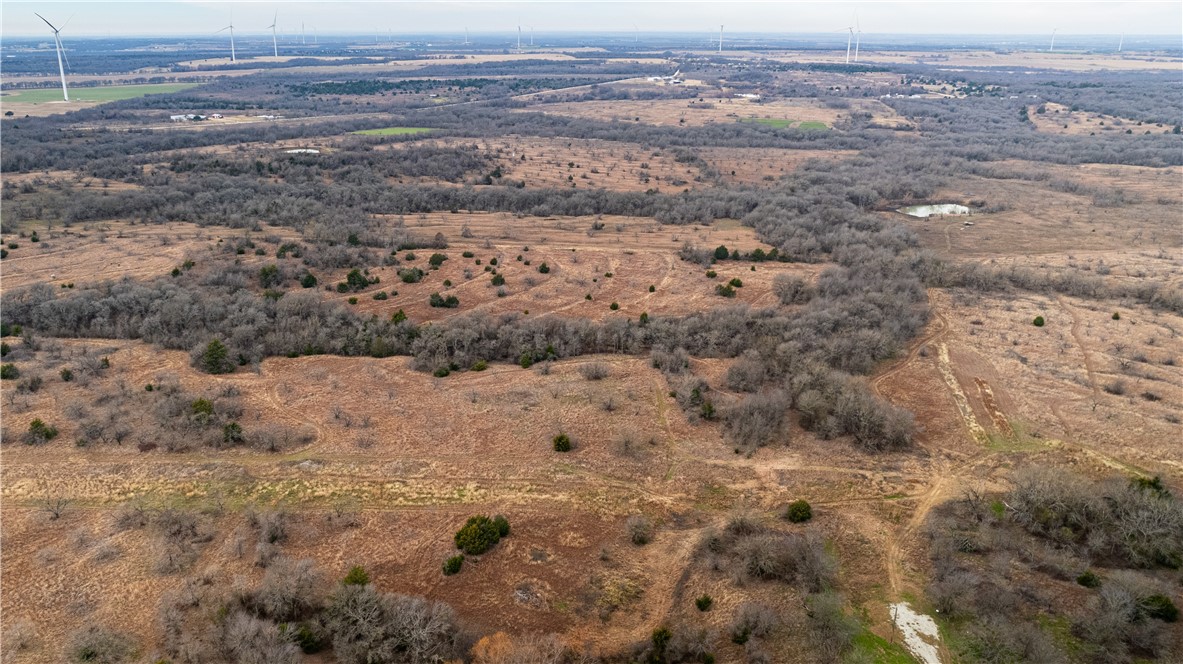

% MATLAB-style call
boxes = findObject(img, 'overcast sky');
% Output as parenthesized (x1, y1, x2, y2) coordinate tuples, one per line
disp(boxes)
(3, 1, 1180, 37)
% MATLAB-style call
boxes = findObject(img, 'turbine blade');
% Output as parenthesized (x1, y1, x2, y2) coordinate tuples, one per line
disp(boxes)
(58, 34, 72, 71)
(215, 26, 230, 34)
(35, 13, 60, 32)
(61, 13, 74, 30)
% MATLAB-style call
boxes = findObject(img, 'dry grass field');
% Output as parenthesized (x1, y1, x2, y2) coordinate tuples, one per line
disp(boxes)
(4, 272, 1178, 662)
(896, 163, 1182, 257)
(332, 213, 819, 323)
(381, 136, 852, 190)
(744, 49, 1183, 72)
(0, 222, 302, 295)
(524, 97, 854, 128)
(1028, 102, 1170, 136)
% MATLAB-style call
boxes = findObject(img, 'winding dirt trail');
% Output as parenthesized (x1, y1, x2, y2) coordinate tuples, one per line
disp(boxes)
(1058, 296, 1101, 399)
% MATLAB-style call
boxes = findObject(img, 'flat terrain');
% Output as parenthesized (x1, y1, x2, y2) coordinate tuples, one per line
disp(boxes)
(525, 97, 850, 128)
(897, 164, 1182, 257)
(0, 222, 300, 295)
(744, 48, 1183, 71)
(0, 83, 200, 117)
(1028, 101, 1166, 136)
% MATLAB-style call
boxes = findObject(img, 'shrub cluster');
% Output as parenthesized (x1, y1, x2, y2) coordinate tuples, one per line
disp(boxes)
(454, 514, 510, 555)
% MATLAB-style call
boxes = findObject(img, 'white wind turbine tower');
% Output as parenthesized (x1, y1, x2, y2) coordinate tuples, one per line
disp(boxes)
(34, 13, 70, 101)
(853, 15, 862, 62)
(267, 11, 279, 57)
(464, 27, 470, 45)
(718, 24, 723, 53)
(302, 22, 306, 46)
(633, 23, 639, 45)
(1118, 33, 1123, 52)
(843, 26, 854, 64)
(1049, 28, 1057, 51)
(215, 13, 237, 62)
(517, 25, 522, 52)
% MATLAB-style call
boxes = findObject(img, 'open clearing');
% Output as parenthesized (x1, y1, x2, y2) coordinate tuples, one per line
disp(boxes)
(0, 83, 200, 116)
(525, 96, 858, 128)
(0, 83, 199, 104)
(1028, 101, 1170, 136)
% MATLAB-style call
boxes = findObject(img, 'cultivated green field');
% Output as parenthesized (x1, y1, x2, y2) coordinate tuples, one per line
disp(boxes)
(352, 126, 435, 136)
(739, 117, 829, 130)
(1, 83, 200, 104)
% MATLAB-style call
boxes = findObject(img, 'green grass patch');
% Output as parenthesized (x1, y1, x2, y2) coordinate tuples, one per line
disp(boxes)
(847, 628, 918, 664)
(738, 117, 830, 130)
(1037, 614, 1095, 659)
(740, 117, 794, 129)
(797, 120, 829, 131)
(351, 126, 435, 136)
(4, 83, 199, 104)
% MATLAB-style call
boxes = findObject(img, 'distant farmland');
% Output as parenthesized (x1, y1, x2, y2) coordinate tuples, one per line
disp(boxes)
(0, 83, 199, 104)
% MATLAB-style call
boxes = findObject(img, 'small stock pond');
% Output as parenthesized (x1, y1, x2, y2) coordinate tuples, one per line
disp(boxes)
(898, 203, 970, 218)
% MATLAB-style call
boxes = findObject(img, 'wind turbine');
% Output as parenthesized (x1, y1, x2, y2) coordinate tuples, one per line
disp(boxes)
(301, 22, 306, 46)
(718, 24, 723, 53)
(853, 15, 861, 62)
(215, 13, 236, 62)
(464, 27, 470, 45)
(517, 25, 522, 52)
(844, 26, 854, 64)
(1049, 28, 1057, 52)
(530, 26, 534, 47)
(633, 23, 639, 45)
(34, 13, 70, 101)
(1117, 33, 1123, 52)
(267, 11, 278, 57)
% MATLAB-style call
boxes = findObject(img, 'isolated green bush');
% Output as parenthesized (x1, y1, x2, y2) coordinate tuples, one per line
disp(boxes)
(342, 565, 370, 586)
(1033, 316, 1045, 327)
(454, 515, 504, 555)
(785, 499, 813, 523)
(553, 433, 572, 452)
(27, 418, 59, 444)
(199, 339, 234, 374)
(1143, 594, 1179, 622)
(443, 555, 464, 576)
(1076, 570, 1101, 588)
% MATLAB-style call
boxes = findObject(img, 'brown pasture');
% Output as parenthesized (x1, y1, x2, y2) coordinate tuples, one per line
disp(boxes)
(523, 97, 852, 128)
(0, 222, 301, 295)
(1029, 101, 1170, 136)
(895, 164, 1182, 257)
(326, 213, 819, 324)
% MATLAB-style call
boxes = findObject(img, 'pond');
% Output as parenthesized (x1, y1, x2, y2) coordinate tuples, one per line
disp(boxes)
(898, 203, 970, 218)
